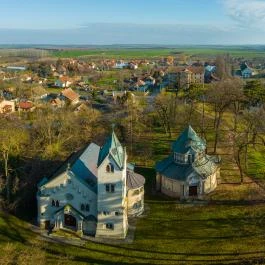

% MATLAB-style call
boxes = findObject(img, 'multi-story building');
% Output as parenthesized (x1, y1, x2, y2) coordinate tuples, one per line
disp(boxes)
(176, 66, 205, 89)
(37, 130, 145, 238)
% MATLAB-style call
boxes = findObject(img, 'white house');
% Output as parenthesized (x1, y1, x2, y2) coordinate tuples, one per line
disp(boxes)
(240, 62, 256, 79)
(114, 61, 129, 69)
(241, 67, 253, 79)
(37, 130, 145, 239)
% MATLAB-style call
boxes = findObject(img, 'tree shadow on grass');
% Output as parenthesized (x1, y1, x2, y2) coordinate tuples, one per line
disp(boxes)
(44, 240, 265, 265)
(0, 213, 29, 243)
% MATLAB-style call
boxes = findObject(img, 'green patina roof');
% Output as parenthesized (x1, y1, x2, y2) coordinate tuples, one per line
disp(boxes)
(192, 155, 219, 179)
(172, 125, 206, 154)
(97, 130, 125, 169)
(156, 155, 194, 181)
(156, 154, 219, 182)
(156, 126, 220, 182)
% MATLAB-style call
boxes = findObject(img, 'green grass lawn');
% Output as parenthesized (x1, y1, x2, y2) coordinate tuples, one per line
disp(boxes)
(247, 147, 265, 180)
(1, 166, 265, 264)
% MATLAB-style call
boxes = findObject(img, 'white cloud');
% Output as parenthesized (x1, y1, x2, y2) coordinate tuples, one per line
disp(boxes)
(223, 0, 265, 28)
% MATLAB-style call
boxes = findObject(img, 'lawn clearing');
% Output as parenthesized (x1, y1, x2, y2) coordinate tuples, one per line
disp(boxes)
(1, 167, 265, 264)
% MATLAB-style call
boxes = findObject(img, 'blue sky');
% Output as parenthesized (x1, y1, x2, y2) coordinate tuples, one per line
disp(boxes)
(0, 0, 265, 44)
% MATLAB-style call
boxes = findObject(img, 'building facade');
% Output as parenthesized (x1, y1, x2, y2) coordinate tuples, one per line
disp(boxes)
(156, 126, 220, 199)
(176, 67, 205, 89)
(37, 131, 145, 239)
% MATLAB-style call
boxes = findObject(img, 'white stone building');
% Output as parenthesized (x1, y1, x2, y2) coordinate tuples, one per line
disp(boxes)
(37, 131, 145, 238)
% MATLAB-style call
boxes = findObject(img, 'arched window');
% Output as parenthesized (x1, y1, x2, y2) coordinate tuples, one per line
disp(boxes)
(85, 204, 90, 212)
(55, 200, 59, 207)
(81, 204, 85, 211)
(52, 199, 55, 207)
(106, 164, 110, 172)
(106, 163, 114, 173)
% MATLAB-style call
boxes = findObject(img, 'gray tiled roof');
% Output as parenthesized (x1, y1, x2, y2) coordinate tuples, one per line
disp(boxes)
(126, 170, 145, 189)
(71, 143, 100, 187)
(38, 143, 100, 193)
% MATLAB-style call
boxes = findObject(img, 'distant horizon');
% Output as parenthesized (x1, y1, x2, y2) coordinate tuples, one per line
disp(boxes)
(1, 44, 265, 49)
(1, 0, 265, 45)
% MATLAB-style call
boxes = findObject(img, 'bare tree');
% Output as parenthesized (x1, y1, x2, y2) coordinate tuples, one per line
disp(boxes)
(0, 118, 29, 204)
(207, 78, 243, 153)
(232, 108, 265, 183)
(154, 93, 175, 138)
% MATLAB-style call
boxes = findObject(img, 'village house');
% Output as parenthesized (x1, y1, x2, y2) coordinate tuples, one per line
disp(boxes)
(37, 130, 145, 238)
(74, 102, 90, 113)
(55, 76, 72, 88)
(50, 98, 64, 108)
(60, 88, 80, 105)
(240, 62, 255, 79)
(0, 99, 15, 114)
(17, 101, 35, 112)
(114, 61, 129, 69)
(176, 66, 205, 89)
(128, 62, 138, 70)
(156, 126, 220, 198)
(204, 65, 219, 83)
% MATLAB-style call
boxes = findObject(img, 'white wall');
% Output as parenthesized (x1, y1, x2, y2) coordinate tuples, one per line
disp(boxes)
(204, 171, 218, 194)
(37, 171, 97, 228)
(160, 175, 184, 198)
(127, 187, 144, 216)
(96, 155, 128, 238)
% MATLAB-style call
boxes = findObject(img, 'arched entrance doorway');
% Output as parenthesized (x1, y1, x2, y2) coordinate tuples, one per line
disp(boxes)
(64, 214, 77, 228)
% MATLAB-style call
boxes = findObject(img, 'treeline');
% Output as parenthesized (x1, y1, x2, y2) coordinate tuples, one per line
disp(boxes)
(0, 49, 50, 58)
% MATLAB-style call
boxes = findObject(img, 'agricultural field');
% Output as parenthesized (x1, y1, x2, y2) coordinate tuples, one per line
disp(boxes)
(50, 46, 265, 59)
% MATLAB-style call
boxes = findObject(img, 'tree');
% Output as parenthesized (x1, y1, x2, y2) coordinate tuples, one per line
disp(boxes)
(229, 78, 245, 133)
(37, 62, 51, 78)
(0, 118, 29, 204)
(232, 108, 265, 183)
(215, 55, 232, 80)
(244, 80, 265, 107)
(185, 83, 205, 123)
(154, 92, 175, 137)
(207, 78, 243, 153)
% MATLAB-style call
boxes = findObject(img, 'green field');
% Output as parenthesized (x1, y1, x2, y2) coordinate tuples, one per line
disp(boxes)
(51, 46, 265, 59)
